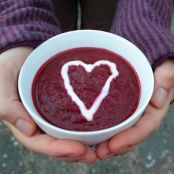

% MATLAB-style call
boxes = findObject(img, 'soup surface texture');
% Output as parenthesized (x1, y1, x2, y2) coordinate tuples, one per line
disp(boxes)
(32, 47, 140, 131)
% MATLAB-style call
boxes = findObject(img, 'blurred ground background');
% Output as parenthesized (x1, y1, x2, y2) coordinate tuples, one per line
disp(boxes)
(0, 13, 174, 174)
(0, 104, 174, 174)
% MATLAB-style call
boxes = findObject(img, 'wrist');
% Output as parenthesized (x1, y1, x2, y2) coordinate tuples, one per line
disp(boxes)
(0, 47, 33, 71)
(155, 59, 174, 75)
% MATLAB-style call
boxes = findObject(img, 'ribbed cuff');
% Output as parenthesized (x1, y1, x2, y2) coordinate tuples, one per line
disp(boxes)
(0, 25, 61, 54)
(110, 0, 174, 68)
(0, 0, 61, 54)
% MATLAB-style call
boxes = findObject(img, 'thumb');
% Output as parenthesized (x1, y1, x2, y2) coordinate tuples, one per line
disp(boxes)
(0, 47, 36, 136)
(1, 100, 37, 136)
(151, 61, 174, 109)
(151, 86, 169, 109)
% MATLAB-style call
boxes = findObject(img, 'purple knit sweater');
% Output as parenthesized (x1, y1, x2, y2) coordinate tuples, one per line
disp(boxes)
(111, 0, 174, 67)
(0, 0, 61, 51)
(0, 0, 174, 67)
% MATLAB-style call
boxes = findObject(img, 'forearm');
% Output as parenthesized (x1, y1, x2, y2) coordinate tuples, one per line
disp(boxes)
(111, 0, 174, 68)
(0, 0, 61, 54)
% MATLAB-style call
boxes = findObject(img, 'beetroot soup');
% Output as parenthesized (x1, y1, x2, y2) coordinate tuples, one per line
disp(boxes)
(32, 47, 140, 131)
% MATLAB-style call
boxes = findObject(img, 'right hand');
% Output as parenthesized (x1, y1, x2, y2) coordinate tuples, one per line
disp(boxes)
(0, 47, 97, 163)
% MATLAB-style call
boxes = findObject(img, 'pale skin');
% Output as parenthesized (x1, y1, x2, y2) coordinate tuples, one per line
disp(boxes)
(0, 47, 96, 163)
(1, 47, 174, 162)
(96, 58, 174, 159)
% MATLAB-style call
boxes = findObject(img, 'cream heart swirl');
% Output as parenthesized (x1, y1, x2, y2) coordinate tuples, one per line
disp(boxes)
(61, 60, 119, 121)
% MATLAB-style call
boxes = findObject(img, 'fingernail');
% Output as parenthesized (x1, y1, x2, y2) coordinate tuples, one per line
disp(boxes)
(15, 119, 33, 136)
(154, 87, 169, 107)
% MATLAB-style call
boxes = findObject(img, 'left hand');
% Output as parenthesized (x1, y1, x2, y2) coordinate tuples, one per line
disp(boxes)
(96, 59, 174, 160)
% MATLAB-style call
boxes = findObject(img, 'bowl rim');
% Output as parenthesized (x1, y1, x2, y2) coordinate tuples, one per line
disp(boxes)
(18, 29, 154, 136)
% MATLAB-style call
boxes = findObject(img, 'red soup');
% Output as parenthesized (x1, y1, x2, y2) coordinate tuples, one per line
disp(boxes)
(32, 47, 141, 131)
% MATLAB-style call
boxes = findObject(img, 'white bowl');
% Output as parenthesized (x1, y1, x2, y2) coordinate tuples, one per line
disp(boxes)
(18, 30, 154, 145)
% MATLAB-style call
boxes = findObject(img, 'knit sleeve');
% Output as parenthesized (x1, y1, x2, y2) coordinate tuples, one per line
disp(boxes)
(110, 0, 174, 68)
(0, 0, 61, 53)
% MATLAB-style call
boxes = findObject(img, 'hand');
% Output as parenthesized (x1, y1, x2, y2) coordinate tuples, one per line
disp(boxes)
(1, 47, 96, 163)
(0, 47, 36, 135)
(96, 59, 174, 160)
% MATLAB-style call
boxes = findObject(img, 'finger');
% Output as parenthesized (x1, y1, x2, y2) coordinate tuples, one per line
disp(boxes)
(151, 60, 174, 108)
(109, 101, 170, 153)
(4, 121, 94, 161)
(96, 141, 111, 160)
(56, 146, 97, 164)
(0, 100, 37, 136)
(81, 147, 97, 164)
(55, 147, 97, 163)
(114, 145, 135, 156)
(96, 142, 135, 159)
